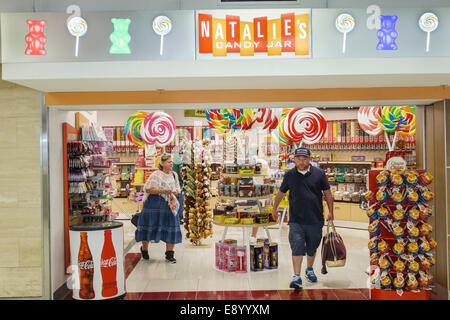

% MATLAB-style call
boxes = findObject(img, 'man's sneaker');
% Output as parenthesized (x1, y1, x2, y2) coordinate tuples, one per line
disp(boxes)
(305, 267, 318, 283)
(289, 276, 303, 290)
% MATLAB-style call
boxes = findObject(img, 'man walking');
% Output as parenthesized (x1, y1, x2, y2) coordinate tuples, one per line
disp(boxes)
(272, 147, 334, 290)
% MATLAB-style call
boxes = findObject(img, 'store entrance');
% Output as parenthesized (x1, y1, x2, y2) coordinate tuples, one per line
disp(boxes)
(48, 105, 418, 299)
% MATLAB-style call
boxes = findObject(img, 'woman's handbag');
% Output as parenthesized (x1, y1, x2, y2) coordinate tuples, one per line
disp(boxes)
(131, 212, 140, 227)
(321, 220, 346, 274)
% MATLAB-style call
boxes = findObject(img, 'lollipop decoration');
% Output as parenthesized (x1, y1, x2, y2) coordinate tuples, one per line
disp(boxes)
(67, 16, 88, 57)
(419, 13, 439, 52)
(378, 106, 416, 151)
(253, 108, 281, 132)
(357, 106, 382, 136)
(153, 16, 172, 56)
(124, 111, 147, 147)
(336, 13, 355, 53)
(140, 111, 176, 146)
(283, 108, 327, 146)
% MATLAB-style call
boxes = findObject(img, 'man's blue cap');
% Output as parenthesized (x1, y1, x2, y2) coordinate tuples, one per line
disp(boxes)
(294, 147, 311, 157)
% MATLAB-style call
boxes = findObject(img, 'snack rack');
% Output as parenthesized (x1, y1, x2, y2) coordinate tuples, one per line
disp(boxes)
(213, 171, 279, 273)
(366, 169, 435, 300)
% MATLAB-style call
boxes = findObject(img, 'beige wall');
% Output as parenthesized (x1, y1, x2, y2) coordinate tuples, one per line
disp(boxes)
(0, 67, 42, 298)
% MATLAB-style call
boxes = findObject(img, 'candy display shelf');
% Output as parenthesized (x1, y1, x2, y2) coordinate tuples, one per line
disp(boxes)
(217, 195, 274, 201)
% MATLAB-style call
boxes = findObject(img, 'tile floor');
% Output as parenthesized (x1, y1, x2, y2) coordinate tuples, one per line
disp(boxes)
(124, 218, 373, 298)
(63, 217, 447, 300)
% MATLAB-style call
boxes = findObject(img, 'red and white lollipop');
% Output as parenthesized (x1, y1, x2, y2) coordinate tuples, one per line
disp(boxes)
(140, 111, 176, 146)
(358, 106, 382, 136)
(284, 108, 327, 144)
(253, 108, 281, 131)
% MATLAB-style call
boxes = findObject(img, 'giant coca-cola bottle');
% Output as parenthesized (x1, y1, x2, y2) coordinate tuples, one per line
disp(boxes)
(78, 232, 95, 299)
(101, 229, 118, 297)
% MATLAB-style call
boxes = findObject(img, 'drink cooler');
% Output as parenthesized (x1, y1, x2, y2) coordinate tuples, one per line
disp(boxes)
(69, 221, 126, 300)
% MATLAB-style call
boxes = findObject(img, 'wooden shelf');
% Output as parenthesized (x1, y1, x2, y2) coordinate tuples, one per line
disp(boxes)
(213, 221, 277, 228)
(217, 195, 274, 201)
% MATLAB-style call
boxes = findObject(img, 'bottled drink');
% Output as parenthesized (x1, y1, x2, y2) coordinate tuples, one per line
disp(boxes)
(78, 232, 95, 299)
(101, 229, 118, 297)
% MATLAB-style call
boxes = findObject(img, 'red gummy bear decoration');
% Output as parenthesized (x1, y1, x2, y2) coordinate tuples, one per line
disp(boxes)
(25, 20, 47, 55)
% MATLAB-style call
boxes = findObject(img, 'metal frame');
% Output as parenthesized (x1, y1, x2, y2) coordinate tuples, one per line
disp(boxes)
(40, 94, 52, 300)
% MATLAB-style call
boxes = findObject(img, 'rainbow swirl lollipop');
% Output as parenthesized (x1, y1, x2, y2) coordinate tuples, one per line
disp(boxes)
(205, 109, 230, 135)
(221, 109, 243, 133)
(271, 114, 292, 146)
(378, 106, 416, 136)
(358, 106, 382, 136)
(241, 109, 256, 130)
(284, 107, 327, 144)
(140, 111, 176, 146)
(124, 111, 147, 146)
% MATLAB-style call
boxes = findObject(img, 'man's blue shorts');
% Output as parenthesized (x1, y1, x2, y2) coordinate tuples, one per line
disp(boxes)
(288, 223, 323, 256)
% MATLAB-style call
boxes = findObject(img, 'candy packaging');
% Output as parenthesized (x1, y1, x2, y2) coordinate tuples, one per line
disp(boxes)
(428, 237, 437, 250)
(368, 238, 378, 253)
(418, 204, 432, 220)
(391, 188, 404, 204)
(418, 172, 433, 186)
(377, 239, 389, 253)
(407, 208, 420, 222)
(427, 254, 435, 267)
(368, 220, 380, 236)
(366, 207, 378, 219)
(406, 189, 419, 204)
(392, 222, 404, 239)
(393, 240, 405, 255)
(390, 173, 404, 187)
(365, 190, 376, 202)
(380, 271, 392, 289)
(419, 222, 432, 237)
(378, 254, 390, 271)
(419, 237, 431, 254)
(419, 187, 434, 203)
(408, 260, 420, 274)
(376, 187, 388, 203)
(376, 172, 389, 186)
(406, 222, 419, 240)
(418, 255, 431, 271)
(392, 205, 404, 222)
(407, 240, 419, 254)
(370, 253, 379, 266)
(393, 272, 405, 291)
(406, 274, 419, 291)
(393, 259, 405, 272)
(377, 206, 390, 220)
(405, 173, 418, 187)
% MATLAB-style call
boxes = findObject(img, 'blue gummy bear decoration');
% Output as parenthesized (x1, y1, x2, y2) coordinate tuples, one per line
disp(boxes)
(376, 15, 398, 50)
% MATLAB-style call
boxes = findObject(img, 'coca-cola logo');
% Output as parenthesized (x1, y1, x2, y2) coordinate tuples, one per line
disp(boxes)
(78, 260, 94, 270)
(101, 257, 117, 268)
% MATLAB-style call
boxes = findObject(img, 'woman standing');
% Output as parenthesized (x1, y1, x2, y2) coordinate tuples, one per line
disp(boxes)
(135, 154, 182, 263)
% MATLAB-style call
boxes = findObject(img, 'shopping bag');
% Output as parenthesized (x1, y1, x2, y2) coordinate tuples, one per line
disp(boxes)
(321, 220, 346, 274)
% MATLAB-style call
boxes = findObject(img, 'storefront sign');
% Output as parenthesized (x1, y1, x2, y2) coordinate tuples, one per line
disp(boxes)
(197, 9, 311, 58)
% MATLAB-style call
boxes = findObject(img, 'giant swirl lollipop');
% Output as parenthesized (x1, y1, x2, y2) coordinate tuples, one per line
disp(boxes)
(206, 109, 230, 135)
(271, 114, 292, 146)
(153, 15, 172, 56)
(358, 106, 382, 136)
(378, 106, 416, 151)
(67, 16, 88, 57)
(336, 13, 355, 54)
(284, 108, 327, 145)
(253, 108, 280, 131)
(140, 111, 176, 146)
(124, 111, 147, 147)
(419, 12, 439, 52)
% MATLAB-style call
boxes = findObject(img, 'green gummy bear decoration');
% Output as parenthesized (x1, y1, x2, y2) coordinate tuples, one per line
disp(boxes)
(110, 18, 131, 54)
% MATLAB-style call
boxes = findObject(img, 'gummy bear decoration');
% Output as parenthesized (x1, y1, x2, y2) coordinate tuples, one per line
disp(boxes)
(376, 15, 398, 50)
(25, 20, 47, 55)
(109, 18, 131, 54)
